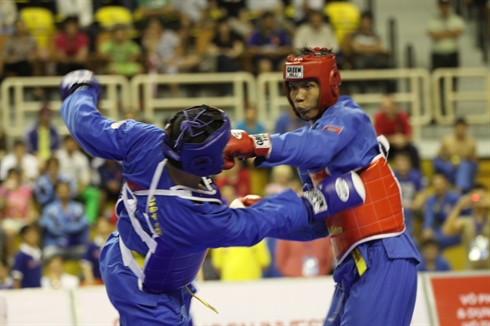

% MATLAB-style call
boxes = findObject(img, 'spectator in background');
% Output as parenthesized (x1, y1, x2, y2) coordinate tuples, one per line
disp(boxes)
(422, 173, 464, 249)
(0, 168, 38, 236)
(374, 94, 421, 170)
(0, 140, 39, 182)
(417, 238, 451, 272)
(100, 24, 143, 77)
(40, 181, 89, 261)
(172, 0, 208, 27)
(12, 224, 42, 289)
(53, 16, 89, 76)
(246, 0, 283, 18)
(247, 11, 292, 74)
(288, 0, 325, 25)
(293, 11, 339, 54)
(393, 152, 426, 244)
(0, 19, 37, 78)
(57, 135, 100, 224)
(34, 157, 76, 207)
(41, 255, 79, 289)
(25, 105, 60, 162)
(264, 165, 294, 196)
(348, 11, 394, 92)
(214, 161, 251, 198)
(207, 18, 244, 73)
(276, 237, 334, 277)
(443, 184, 490, 270)
(434, 118, 478, 194)
(79, 217, 114, 285)
(274, 109, 309, 134)
(235, 105, 267, 134)
(96, 160, 124, 209)
(428, 0, 465, 113)
(211, 240, 271, 281)
(0, 0, 17, 35)
(0, 259, 13, 289)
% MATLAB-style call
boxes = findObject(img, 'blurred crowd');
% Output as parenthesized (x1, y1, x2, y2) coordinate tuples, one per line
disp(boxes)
(0, 0, 489, 290)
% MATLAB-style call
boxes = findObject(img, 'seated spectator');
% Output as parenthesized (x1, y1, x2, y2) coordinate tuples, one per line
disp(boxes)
(393, 152, 426, 243)
(235, 105, 267, 134)
(25, 105, 60, 162)
(374, 93, 421, 170)
(443, 184, 490, 270)
(422, 173, 465, 249)
(416, 238, 451, 272)
(433, 117, 478, 194)
(53, 16, 89, 76)
(348, 11, 394, 92)
(247, 11, 292, 74)
(141, 18, 181, 97)
(211, 240, 271, 281)
(0, 168, 38, 236)
(40, 181, 89, 261)
(96, 159, 124, 208)
(34, 157, 76, 207)
(0, 0, 17, 35)
(214, 161, 250, 198)
(41, 255, 80, 289)
(0, 19, 37, 78)
(57, 135, 100, 224)
(99, 24, 143, 77)
(0, 140, 39, 182)
(293, 11, 339, 54)
(274, 109, 309, 134)
(12, 224, 42, 289)
(80, 217, 114, 286)
(276, 237, 334, 277)
(0, 259, 13, 289)
(264, 165, 294, 196)
(207, 18, 244, 73)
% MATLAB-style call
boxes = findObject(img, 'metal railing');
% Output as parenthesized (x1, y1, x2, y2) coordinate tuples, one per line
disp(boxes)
(0, 76, 130, 137)
(432, 68, 490, 125)
(257, 68, 432, 139)
(130, 72, 256, 124)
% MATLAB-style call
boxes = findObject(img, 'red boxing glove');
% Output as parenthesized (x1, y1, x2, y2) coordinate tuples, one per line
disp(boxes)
(224, 130, 271, 164)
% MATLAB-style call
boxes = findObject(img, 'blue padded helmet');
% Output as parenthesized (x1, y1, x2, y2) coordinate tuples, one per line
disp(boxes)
(162, 105, 231, 176)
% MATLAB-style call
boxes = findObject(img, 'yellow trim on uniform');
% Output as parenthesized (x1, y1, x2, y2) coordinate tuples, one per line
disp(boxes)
(351, 247, 367, 276)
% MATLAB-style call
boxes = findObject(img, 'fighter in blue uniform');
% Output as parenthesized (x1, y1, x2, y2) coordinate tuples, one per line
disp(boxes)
(58, 70, 367, 326)
(225, 47, 421, 326)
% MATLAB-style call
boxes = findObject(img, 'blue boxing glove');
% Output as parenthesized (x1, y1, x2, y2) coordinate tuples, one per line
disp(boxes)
(301, 171, 366, 222)
(59, 69, 101, 101)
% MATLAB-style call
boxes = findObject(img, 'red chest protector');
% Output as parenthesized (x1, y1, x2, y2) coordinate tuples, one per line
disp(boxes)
(309, 155, 406, 263)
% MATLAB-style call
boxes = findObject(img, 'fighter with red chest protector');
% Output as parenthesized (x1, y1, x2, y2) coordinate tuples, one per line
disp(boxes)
(225, 47, 421, 326)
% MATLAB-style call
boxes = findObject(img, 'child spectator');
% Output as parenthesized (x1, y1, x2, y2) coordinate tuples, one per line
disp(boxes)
(80, 217, 114, 286)
(417, 238, 451, 272)
(34, 157, 77, 207)
(0, 259, 13, 289)
(235, 105, 267, 135)
(39, 181, 89, 261)
(0, 140, 39, 182)
(41, 255, 79, 289)
(12, 224, 42, 289)
(393, 152, 426, 243)
(25, 105, 60, 162)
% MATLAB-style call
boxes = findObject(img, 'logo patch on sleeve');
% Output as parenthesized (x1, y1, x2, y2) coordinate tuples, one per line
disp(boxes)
(111, 120, 127, 129)
(286, 65, 303, 78)
(322, 125, 343, 134)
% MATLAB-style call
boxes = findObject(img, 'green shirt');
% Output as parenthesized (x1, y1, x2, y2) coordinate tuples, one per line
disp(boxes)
(100, 40, 141, 63)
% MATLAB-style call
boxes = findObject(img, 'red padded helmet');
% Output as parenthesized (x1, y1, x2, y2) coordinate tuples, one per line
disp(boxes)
(283, 47, 342, 120)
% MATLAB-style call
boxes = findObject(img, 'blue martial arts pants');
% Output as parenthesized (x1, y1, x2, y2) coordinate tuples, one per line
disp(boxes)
(324, 240, 418, 326)
(100, 233, 195, 326)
